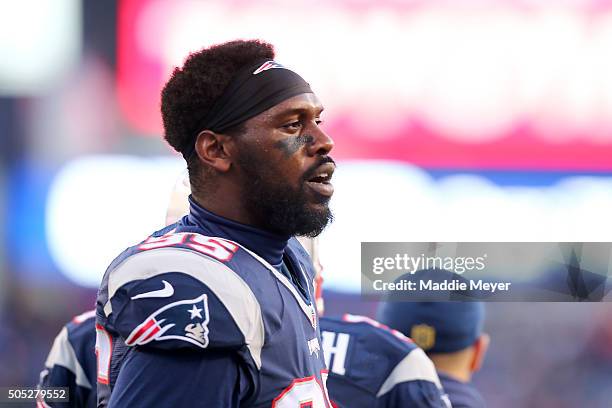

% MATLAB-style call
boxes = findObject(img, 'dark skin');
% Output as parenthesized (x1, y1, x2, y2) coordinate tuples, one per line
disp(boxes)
(274, 134, 315, 158)
(191, 93, 335, 230)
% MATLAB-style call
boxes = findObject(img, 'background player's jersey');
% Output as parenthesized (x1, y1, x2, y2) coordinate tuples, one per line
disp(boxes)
(438, 373, 485, 408)
(96, 214, 329, 407)
(320, 315, 451, 408)
(38, 310, 97, 408)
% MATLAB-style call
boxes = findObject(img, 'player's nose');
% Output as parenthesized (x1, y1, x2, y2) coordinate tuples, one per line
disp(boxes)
(307, 124, 334, 156)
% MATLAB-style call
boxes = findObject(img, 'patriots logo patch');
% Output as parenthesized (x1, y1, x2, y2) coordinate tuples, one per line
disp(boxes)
(253, 61, 287, 75)
(126, 294, 210, 348)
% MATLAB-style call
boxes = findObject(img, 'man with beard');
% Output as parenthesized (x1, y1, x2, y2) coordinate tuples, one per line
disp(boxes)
(96, 40, 335, 407)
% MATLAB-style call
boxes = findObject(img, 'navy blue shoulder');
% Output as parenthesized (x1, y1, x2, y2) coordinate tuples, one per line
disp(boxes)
(321, 315, 418, 356)
(39, 311, 98, 407)
(321, 315, 445, 406)
(65, 310, 97, 340)
(64, 311, 97, 386)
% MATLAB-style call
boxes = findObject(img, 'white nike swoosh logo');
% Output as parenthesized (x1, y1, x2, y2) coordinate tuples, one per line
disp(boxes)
(131, 280, 175, 300)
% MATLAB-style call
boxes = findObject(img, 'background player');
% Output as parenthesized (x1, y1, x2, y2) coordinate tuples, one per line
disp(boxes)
(37, 310, 97, 408)
(320, 314, 451, 407)
(96, 39, 335, 407)
(298, 238, 451, 407)
(378, 301, 488, 408)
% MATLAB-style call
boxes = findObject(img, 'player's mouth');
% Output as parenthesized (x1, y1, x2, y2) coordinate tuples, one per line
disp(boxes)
(305, 162, 335, 198)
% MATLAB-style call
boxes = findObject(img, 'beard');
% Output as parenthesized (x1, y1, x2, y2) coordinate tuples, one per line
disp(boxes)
(236, 150, 334, 237)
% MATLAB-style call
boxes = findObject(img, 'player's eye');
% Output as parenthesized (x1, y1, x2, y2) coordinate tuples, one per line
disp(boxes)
(315, 119, 324, 126)
(282, 121, 302, 130)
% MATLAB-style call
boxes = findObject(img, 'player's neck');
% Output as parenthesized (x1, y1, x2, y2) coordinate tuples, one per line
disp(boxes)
(187, 194, 290, 267)
(430, 353, 473, 383)
(191, 190, 255, 227)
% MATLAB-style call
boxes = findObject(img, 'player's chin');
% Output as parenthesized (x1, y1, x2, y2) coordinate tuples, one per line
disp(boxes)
(305, 196, 333, 220)
(299, 180, 333, 215)
(306, 193, 332, 212)
(296, 205, 333, 237)
(305, 202, 331, 220)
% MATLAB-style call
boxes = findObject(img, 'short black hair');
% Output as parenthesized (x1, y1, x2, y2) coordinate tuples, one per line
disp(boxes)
(161, 40, 275, 189)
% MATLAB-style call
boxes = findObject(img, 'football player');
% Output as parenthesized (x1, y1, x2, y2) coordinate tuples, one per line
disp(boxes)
(378, 300, 488, 407)
(37, 310, 97, 408)
(298, 238, 451, 407)
(320, 314, 451, 408)
(96, 39, 335, 407)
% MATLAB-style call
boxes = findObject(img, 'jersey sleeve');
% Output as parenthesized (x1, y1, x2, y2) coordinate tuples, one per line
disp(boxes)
(376, 348, 451, 408)
(101, 247, 264, 369)
(108, 347, 256, 407)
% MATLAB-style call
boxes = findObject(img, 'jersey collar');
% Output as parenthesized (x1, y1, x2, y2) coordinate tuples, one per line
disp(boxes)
(186, 195, 289, 268)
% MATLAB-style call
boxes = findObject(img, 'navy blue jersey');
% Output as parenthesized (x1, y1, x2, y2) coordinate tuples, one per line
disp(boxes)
(438, 373, 485, 408)
(38, 310, 97, 408)
(320, 315, 450, 408)
(96, 199, 329, 407)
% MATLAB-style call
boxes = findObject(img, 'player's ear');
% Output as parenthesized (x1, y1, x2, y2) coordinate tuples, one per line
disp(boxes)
(194, 130, 234, 173)
(469, 333, 489, 374)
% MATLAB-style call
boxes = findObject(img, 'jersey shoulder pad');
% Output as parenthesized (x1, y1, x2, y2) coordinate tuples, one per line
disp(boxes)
(65, 309, 96, 336)
(339, 315, 441, 395)
(376, 345, 441, 397)
(102, 242, 264, 368)
(334, 314, 417, 352)
(321, 315, 440, 396)
(42, 313, 96, 390)
(65, 310, 97, 384)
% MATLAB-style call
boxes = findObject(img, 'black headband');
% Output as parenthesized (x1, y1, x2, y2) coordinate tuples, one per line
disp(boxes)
(181, 60, 313, 160)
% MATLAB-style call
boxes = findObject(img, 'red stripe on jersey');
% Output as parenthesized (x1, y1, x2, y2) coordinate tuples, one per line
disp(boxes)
(126, 318, 156, 345)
